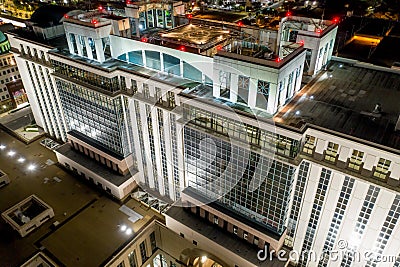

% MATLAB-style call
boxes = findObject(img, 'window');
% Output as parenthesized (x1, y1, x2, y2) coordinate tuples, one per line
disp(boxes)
(233, 225, 238, 235)
(303, 135, 316, 155)
(139, 241, 148, 264)
(348, 150, 364, 171)
(243, 231, 248, 240)
(143, 84, 150, 98)
(325, 142, 339, 163)
(150, 231, 157, 253)
(213, 216, 219, 225)
(128, 251, 137, 267)
(237, 75, 250, 104)
(180, 233, 184, 238)
(256, 80, 269, 109)
(219, 70, 231, 99)
(254, 236, 259, 246)
(117, 262, 125, 267)
(373, 158, 391, 179)
(193, 240, 197, 245)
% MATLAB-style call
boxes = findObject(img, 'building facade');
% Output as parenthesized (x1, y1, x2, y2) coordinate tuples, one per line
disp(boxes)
(8, 5, 400, 267)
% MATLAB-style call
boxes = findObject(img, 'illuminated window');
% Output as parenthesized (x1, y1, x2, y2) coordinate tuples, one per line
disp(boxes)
(213, 216, 218, 225)
(373, 158, 391, 180)
(128, 251, 137, 267)
(303, 135, 316, 155)
(233, 225, 238, 235)
(348, 150, 364, 171)
(324, 142, 339, 163)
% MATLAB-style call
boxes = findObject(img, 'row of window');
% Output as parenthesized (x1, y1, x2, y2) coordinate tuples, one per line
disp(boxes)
(303, 135, 392, 180)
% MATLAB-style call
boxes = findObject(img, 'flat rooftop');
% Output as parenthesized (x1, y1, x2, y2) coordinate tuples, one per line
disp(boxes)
(274, 61, 400, 151)
(55, 143, 137, 187)
(159, 24, 231, 49)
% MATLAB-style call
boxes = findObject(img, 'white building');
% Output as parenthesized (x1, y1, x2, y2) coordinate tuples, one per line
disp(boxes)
(9, 4, 400, 267)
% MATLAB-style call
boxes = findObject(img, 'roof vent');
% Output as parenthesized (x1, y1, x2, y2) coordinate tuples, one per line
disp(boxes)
(372, 103, 382, 114)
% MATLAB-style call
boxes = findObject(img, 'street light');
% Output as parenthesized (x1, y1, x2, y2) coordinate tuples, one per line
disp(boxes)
(17, 157, 25, 163)
(8, 150, 16, 157)
(0, 144, 6, 150)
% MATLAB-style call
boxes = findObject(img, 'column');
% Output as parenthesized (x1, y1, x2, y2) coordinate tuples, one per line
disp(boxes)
(162, 9, 166, 28)
(66, 32, 74, 54)
(179, 60, 184, 78)
(314, 139, 327, 161)
(142, 50, 147, 67)
(76, 34, 83, 56)
(160, 53, 164, 72)
(248, 77, 257, 108)
(230, 73, 238, 103)
(84, 37, 93, 59)
(309, 48, 318, 75)
(135, 18, 140, 37)
(95, 39, 105, 62)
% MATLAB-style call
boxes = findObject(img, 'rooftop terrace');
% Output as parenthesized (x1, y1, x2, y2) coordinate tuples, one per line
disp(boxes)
(274, 61, 400, 151)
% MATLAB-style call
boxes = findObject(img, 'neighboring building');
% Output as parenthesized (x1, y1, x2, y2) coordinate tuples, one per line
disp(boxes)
(8, 4, 400, 267)
(0, 30, 26, 114)
(7, 5, 72, 141)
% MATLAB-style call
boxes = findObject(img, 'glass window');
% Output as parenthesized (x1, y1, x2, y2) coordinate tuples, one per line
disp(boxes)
(325, 142, 339, 163)
(140, 241, 148, 264)
(237, 75, 250, 104)
(348, 150, 364, 171)
(373, 158, 391, 179)
(150, 231, 157, 253)
(128, 251, 137, 267)
(214, 216, 218, 225)
(256, 80, 269, 109)
(303, 135, 316, 155)
(233, 225, 238, 235)
(219, 70, 231, 99)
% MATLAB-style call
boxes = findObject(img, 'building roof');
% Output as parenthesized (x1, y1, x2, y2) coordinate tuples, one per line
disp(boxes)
(274, 60, 400, 151)
(30, 5, 73, 26)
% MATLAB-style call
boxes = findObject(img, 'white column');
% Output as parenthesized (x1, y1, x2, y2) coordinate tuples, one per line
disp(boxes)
(66, 32, 74, 54)
(315, 139, 327, 155)
(95, 39, 105, 62)
(180, 60, 184, 77)
(230, 73, 238, 103)
(338, 146, 350, 162)
(248, 77, 257, 108)
(142, 50, 147, 67)
(76, 34, 83, 56)
(160, 53, 164, 72)
(84, 37, 93, 59)
(363, 154, 377, 171)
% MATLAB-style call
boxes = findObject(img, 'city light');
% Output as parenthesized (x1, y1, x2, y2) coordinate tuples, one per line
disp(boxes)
(201, 256, 207, 263)
(17, 157, 25, 163)
(0, 144, 6, 150)
(27, 164, 36, 171)
(125, 228, 132, 235)
(120, 224, 127, 232)
(7, 150, 16, 157)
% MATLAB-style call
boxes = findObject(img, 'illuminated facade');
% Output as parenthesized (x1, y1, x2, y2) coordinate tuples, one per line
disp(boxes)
(8, 4, 400, 267)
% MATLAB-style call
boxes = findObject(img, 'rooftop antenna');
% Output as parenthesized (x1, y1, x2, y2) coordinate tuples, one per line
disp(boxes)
(320, 8, 325, 27)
